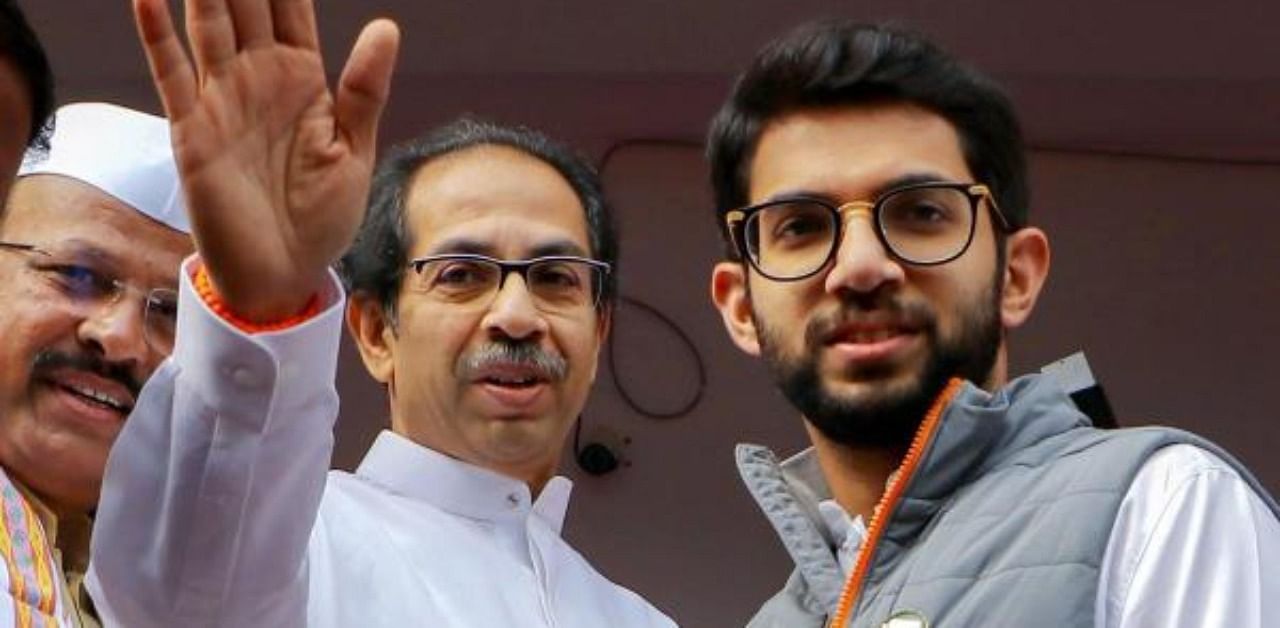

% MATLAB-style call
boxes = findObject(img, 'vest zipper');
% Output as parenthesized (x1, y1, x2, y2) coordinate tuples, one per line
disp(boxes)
(827, 377, 964, 628)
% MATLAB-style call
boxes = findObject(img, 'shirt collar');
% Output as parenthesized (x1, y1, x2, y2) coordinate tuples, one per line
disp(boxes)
(356, 430, 573, 534)
(817, 499, 866, 577)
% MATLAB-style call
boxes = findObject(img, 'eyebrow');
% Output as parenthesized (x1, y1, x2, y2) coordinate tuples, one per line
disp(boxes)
(426, 238, 494, 257)
(528, 240, 590, 258)
(763, 171, 956, 205)
(46, 239, 181, 291)
(426, 237, 590, 259)
(48, 238, 119, 267)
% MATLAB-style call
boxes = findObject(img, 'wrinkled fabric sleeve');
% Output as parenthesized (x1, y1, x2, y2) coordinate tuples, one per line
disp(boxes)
(1097, 444, 1280, 628)
(85, 256, 344, 628)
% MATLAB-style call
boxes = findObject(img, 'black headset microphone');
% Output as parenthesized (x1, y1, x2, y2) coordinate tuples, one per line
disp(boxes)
(572, 295, 708, 476)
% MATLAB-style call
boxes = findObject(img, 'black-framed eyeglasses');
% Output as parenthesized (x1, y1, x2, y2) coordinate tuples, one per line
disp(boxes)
(0, 240, 179, 355)
(406, 253, 611, 313)
(724, 182, 1013, 282)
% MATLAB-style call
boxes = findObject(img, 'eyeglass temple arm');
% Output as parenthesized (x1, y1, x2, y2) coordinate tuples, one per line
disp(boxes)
(969, 184, 1013, 231)
(0, 241, 50, 255)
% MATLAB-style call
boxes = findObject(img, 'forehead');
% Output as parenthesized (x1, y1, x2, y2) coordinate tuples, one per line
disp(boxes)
(2, 174, 192, 284)
(749, 103, 974, 203)
(0, 58, 32, 203)
(403, 145, 590, 257)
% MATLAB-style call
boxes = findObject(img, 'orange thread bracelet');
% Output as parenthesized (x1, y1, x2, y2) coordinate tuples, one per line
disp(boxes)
(193, 265, 321, 333)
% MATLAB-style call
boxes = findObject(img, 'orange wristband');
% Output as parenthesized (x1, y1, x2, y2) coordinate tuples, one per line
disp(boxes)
(193, 265, 321, 333)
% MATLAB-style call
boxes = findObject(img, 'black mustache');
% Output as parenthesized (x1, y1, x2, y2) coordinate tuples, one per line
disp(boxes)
(804, 295, 935, 350)
(32, 350, 142, 399)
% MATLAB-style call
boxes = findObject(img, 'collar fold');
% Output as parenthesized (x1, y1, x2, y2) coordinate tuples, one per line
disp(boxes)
(357, 430, 573, 534)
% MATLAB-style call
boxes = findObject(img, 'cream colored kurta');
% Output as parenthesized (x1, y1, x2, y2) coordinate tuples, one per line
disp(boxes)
(0, 471, 98, 628)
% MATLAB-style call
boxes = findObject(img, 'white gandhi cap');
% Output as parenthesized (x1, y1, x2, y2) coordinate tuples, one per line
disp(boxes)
(17, 102, 190, 234)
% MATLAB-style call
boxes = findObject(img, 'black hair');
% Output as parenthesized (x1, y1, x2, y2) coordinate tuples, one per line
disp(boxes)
(338, 117, 617, 320)
(0, 0, 54, 150)
(707, 21, 1027, 257)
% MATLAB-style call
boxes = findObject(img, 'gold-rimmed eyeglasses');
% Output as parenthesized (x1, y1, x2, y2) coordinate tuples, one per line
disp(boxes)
(724, 182, 1012, 281)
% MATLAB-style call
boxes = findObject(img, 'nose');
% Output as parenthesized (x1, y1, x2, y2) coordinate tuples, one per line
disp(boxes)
(76, 296, 152, 371)
(481, 273, 549, 341)
(823, 209, 906, 296)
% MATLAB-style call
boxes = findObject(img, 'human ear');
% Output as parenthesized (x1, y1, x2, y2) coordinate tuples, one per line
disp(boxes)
(346, 294, 397, 384)
(596, 303, 613, 343)
(711, 262, 762, 356)
(1000, 227, 1051, 329)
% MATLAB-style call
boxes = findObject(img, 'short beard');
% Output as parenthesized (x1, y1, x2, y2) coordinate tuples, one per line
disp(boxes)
(755, 279, 1003, 450)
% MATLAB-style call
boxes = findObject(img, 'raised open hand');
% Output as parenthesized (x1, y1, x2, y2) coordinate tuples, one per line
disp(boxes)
(134, 0, 399, 321)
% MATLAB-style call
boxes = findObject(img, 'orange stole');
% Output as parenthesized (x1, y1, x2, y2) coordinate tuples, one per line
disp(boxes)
(0, 471, 60, 627)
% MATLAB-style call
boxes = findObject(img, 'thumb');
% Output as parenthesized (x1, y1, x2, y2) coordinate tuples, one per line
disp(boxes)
(335, 18, 401, 159)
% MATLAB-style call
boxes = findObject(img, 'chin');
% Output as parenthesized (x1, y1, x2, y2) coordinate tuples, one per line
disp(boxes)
(483, 424, 554, 458)
(20, 465, 103, 513)
(825, 363, 921, 399)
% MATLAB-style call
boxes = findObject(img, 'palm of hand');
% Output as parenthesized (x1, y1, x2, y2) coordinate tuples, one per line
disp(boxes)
(134, 0, 399, 320)
(176, 48, 366, 309)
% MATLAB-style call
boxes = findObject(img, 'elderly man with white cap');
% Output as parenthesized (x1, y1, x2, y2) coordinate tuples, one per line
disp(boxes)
(0, 102, 192, 627)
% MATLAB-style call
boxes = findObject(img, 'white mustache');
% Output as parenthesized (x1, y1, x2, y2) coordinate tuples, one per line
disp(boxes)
(456, 342, 567, 382)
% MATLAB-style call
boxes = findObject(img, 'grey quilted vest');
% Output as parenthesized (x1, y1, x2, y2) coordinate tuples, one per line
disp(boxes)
(736, 374, 1280, 627)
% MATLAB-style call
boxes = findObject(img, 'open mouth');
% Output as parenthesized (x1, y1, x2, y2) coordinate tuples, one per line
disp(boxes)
(475, 361, 551, 388)
(838, 327, 903, 344)
(57, 382, 133, 413)
(40, 369, 137, 420)
(480, 373, 545, 388)
(468, 361, 557, 412)
(820, 318, 925, 367)
(827, 321, 918, 345)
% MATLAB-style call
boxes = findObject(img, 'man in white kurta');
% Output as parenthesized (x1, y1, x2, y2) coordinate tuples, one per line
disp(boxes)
(88, 260, 672, 627)
(86, 1, 674, 626)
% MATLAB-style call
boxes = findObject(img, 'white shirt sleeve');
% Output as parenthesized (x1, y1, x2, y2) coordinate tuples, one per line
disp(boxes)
(1097, 443, 1280, 628)
(86, 256, 345, 628)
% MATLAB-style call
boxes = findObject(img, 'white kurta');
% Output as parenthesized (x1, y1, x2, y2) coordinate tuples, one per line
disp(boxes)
(85, 258, 675, 628)
(307, 432, 674, 627)
(819, 445, 1280, 627)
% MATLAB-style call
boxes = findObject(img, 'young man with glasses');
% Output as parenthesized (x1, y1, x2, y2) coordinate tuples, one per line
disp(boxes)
(708, 21, 1280, 628)
(85, 0, 673, 625)
(0, 102, 192, 627)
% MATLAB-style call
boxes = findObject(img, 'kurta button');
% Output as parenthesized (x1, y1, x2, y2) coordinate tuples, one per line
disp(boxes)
(231, 367, 256, 388)
(506, 493, 520, 508)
